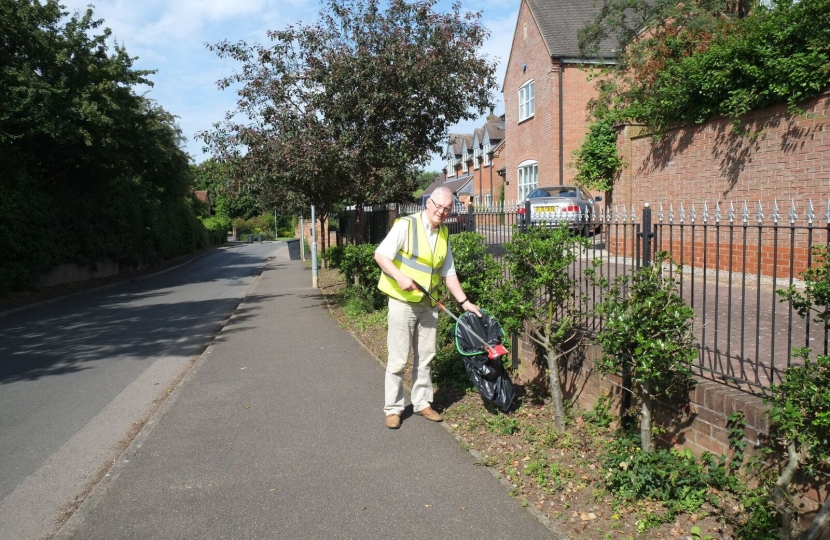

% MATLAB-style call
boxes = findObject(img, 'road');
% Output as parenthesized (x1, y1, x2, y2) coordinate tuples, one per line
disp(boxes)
(0, 242, 277, 540)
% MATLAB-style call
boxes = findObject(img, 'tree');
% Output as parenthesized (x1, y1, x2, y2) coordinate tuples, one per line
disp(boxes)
(772, 244, 830, 540)
(199, 0, 496, 243)
(0, 0, 198, 295)
(578, 0, 830, 134)
(588, 254, 697, 452)
(191, 159, 264, 221)
(0, 0, 162, 186)
(491, 225, 590, 430)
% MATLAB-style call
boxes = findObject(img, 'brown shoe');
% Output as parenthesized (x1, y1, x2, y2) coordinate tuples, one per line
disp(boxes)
(385, 414, 401, 429)
(415, 406, 443, 422)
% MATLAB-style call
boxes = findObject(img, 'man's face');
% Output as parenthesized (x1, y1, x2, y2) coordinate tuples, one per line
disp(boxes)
(427, 196, 453, 229)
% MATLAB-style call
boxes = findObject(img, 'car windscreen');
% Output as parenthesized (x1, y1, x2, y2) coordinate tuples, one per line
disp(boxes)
(530, 188, 578, 198)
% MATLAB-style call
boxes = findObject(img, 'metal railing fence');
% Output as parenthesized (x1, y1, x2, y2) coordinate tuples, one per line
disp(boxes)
(339, 200, 830, 392)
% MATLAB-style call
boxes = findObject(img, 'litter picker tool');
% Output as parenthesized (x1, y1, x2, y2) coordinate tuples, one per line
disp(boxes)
(413, 282, 509, 360)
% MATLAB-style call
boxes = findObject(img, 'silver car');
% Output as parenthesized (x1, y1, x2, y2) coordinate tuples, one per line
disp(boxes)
(517, 186, 603, 235)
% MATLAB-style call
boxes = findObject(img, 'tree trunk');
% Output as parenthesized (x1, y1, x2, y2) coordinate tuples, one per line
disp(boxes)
(355, 202, 365, 245)
(640, 380, 653, 453)
(546, 348, 566, 431)
(774, 442, 800, 540)
(620, 359, 634, 429)
(802, 486, 830, 540)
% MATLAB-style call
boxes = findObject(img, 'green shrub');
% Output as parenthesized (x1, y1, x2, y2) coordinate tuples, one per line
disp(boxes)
(446, 232, 503, 308)
(200, 216, 230, 245)
(0, 173, 212, 297)
(324, 245, 345, 269)
(601, 433, 711, 522)
(588, 253, 696, 452)
(231, 215, 277, 240)
(340, 244, 380, 287)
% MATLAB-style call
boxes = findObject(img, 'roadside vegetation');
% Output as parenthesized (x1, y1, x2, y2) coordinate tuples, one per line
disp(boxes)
(573, 0, 830, 193)
(320, 230, 830, 540)
(0, 0, 225, 298)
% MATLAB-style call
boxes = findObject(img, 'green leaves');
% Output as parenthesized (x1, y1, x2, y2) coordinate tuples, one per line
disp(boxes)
(200, 0, 497, 217)
(766, 349, 830, 473)
(572, 117, 623, 193)
(0, 0, 199, 295)
(445, 232, 502, 307)
(491, 224, 589, 342)
(591, 253, 696, 397)
(579, 0, 830, 142)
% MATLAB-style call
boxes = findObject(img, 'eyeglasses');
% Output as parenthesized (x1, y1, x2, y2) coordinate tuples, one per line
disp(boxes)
(429, 198, 453, 215)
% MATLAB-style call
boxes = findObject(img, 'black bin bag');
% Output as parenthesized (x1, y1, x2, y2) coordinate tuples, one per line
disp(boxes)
(454, 311, 516, 413)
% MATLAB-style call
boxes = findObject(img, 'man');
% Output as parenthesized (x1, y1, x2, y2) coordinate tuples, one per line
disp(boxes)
(374, 186, 481, 429)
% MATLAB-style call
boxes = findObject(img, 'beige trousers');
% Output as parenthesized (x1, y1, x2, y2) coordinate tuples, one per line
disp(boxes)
(384, 297, 438, 415)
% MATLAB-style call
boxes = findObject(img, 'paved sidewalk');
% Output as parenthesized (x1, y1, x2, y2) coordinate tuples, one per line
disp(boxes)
(55, 243, 558, 540)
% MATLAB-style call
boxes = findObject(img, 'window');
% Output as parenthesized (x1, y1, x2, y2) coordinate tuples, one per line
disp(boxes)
(483, 143, 491, 166)
(474, 195, 481, 208)
(473, 147, 480, 169)
(517, 160, 538, 201)
(447, 154, 455, 177)
(462, 150, 468, 173)
(484, 194, 491, 208)
(519, 81, 535, 121)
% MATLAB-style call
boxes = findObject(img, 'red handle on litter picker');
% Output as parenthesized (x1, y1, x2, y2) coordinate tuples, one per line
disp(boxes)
(412, 282, 508, 360)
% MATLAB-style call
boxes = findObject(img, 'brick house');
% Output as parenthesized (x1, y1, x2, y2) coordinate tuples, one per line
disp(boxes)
(436, 113, 506, 208)
(470, 112, 506, 207)
(502, 0, 614, 203)
(193, 190, 211, 216)
(435, 134, 474, 205)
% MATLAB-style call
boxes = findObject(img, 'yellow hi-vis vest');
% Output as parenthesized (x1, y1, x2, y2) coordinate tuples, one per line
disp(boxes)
(377, 213, 449, 304)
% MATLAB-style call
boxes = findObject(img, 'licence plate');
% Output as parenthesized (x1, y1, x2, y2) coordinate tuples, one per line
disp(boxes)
(533, 206, 557, 213)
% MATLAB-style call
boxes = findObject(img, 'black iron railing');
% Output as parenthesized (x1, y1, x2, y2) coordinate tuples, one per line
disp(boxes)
(339, 200, 830, 392)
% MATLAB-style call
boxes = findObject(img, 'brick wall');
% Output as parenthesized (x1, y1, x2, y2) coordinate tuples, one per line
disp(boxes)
(612, 94, 830, 278)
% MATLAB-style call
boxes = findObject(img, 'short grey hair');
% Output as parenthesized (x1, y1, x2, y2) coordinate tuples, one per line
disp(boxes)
(430, 186, 453, 202)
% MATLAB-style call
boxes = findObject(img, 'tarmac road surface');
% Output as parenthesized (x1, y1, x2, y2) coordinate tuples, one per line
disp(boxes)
(0, 242, 277, 540)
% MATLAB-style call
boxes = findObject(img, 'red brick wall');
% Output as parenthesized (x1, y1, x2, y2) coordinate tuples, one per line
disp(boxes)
(503, 0, 601, 203)
(617, 95, 830, 208)
(611, 94, 830, 278)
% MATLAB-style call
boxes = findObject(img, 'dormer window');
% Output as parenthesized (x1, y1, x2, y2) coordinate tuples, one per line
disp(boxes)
(473, 147, 480, 169)
(483, 143, 491, 166)
(462, 151, 468, 173)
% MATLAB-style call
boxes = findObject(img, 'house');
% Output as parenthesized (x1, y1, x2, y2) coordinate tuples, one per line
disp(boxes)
(502, 0, 615, 203)
(436, 134, 475, 206)
(193, 190, 211, 216)
(434, 112, 507, 208)
(470, 112, 506, 207)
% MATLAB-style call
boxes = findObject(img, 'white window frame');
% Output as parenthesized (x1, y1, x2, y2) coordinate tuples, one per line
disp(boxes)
(483, 143, 491, 166)
(473, 147, 480, 169)
(462, 149, 468, 173)
(484, 193, 492, 208)
(518, 80, 535, 122)
(517, 160, 538, 201)
(447, 155, 455, 177)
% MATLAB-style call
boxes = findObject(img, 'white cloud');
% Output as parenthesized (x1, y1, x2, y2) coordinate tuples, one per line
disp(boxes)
(57, 0, 518, 166)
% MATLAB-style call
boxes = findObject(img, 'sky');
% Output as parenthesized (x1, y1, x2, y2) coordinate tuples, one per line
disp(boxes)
(59, 0, 519, 172)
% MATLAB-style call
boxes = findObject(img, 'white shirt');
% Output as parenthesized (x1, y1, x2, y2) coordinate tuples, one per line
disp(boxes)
(375, 211, 456, 278)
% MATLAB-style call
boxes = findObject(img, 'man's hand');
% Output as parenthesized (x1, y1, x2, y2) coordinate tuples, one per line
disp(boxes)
(463, 301, 482, 317)
(396, 276, 416, 292)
